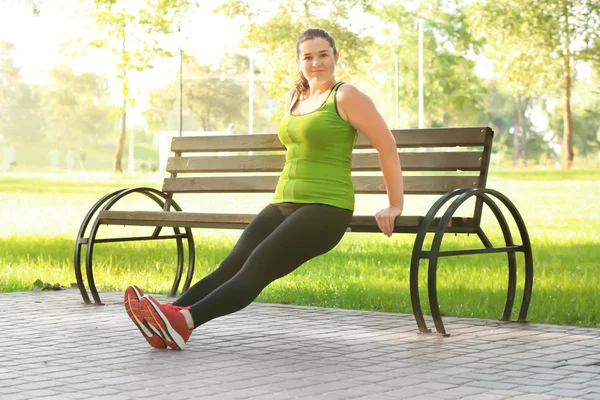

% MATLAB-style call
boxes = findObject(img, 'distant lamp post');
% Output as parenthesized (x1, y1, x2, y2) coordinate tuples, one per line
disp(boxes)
(418, 18, 424, 129)
(246, 48, 259, 135)
(393, 52, 399, 128)
(174, 12, 186, 137)
(236, 48, 260, 134)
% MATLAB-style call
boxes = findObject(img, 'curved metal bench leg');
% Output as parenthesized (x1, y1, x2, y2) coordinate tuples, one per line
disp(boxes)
(409, 189, 469, 333)
(427, 192, 513, 334)
(478, 194, 518, 321)
(74, 189, 129, 304)
(85, 219, 103, 305)
(518, 251, 533, 322)
(517, 246, 534, 322)
(409, 253, 430, 333)
(427, 256, 449, 336)
(81, 188, 177, 304)
(427, 189, 532, 334)
(503, 251, 518, 321)
(169, 227, 185, 297)
(73, 240, 90, 304)
(477, 189, 534, 323)
(182, 228, 195, 293)
(475, 225, 519, 320)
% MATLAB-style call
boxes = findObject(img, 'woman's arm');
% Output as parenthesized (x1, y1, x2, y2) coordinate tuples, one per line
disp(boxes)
(337, 84, 404, 237)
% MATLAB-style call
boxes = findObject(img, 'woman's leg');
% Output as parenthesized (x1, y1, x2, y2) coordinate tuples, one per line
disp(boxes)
(173, 204, 286, 307)
(187, 204, 353, 328)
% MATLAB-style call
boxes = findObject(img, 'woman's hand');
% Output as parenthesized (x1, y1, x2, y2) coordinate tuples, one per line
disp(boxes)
(375, 205, 403, 237)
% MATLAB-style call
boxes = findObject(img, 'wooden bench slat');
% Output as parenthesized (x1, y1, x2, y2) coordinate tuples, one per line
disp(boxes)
(170, 127, 493, 152)
(99, 210, 477, 233)
(162, 175, 482, 195)
(166, 151, 485, 173)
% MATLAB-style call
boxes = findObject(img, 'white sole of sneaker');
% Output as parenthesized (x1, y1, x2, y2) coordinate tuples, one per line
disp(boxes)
(143, 296, 186, 350)
(125, 289, 153, 337)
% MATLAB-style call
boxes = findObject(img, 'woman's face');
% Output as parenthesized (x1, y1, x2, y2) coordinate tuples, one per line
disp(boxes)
(297, 37, 339, 86)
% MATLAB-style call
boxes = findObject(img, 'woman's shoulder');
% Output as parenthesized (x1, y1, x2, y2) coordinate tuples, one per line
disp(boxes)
(337, 83, 370, 100)
(336, 83, 372, 105)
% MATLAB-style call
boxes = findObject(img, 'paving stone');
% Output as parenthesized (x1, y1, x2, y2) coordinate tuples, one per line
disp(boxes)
(518, 386, 556, 394)
(460, 394, 508, 400)
(431, 386, 488, 399)
(547, 389, 593, 397)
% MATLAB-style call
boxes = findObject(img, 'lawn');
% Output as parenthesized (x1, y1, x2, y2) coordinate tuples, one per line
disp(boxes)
(0, 169, 598, 327)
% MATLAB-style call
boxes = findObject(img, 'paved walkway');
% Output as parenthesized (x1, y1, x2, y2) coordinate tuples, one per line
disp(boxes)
(1, 289, 599, 400)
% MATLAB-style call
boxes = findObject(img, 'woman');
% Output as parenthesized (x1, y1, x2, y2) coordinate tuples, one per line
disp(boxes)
(125, 27, 404, 350)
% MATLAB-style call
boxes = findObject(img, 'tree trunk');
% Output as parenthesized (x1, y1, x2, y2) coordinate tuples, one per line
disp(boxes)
(522, 127, 528, 167)
(563, 69, 574, 168)
(562, 4, 574, 169)
(427, 111, 434, 128)
(513, 100, 520, 168)
(114, 106, 126, 172)
(521, 99, 528, 168)
(114, 19, 127, 173)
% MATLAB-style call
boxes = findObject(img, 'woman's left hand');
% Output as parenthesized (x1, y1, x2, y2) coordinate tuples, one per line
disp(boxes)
(375, 206, 403, 238)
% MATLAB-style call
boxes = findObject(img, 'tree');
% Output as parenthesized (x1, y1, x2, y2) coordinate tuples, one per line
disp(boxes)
(216, 0, 375, 116)
(480, 80, 552, 166)
(469, 0, 600, 168)
(69, 0, 190, 172)
(0, 40, 22, 138)
(145, 56, 254, 133)
(546, 69, 600, 165)
(40, 64, 115, 145)
(0, 40, 45, 142)
(371, 0, 486, 128)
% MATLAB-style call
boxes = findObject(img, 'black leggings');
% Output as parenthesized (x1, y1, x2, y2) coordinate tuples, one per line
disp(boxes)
(172, 203, 353, 328)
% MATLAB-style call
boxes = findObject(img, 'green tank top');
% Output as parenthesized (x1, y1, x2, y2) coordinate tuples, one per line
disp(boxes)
(272, 81, 358, 210)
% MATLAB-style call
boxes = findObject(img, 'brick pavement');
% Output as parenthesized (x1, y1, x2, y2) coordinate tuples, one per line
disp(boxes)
(1, 289, 599, 400)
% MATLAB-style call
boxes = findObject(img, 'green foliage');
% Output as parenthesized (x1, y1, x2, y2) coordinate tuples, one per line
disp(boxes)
(145, 54, 270, 133)
(480, 80, 553, 166)
(40, 64, 116, 145)
(0, 42, 115, 147)
(67, 0, 192, 171)
(0, 40, 33, 141)
(468, 0, 600, 166)
(371, 0, 486, 128)
(33, 279, 65, 291)
(546, 71, 600, 159)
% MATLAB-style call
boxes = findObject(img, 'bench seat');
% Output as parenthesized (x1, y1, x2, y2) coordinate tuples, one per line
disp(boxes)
(99, 210, 477, 233)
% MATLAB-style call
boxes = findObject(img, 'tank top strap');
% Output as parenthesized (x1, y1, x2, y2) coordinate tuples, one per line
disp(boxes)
(332, 81, 345, 91)
(325, 81, 345, 106)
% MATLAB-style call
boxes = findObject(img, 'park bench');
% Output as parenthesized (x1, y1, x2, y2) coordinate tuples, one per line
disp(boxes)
(74, 126, 533, 335)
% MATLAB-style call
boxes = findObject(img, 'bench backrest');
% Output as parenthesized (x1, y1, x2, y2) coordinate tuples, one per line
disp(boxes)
(164, 127, 493, 200)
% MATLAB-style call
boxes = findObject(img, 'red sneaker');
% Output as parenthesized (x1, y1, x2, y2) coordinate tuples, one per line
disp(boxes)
(140, 295, 192, 350)
(124, 285, 167, 349)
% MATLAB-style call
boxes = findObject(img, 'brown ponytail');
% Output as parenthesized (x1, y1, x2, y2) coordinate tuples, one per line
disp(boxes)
(294, 70, 309, 100)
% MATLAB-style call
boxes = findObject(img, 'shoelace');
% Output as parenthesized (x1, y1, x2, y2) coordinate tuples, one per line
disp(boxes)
(164, 303, 190, 311)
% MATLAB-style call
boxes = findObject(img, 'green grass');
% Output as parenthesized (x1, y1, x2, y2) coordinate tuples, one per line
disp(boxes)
(1, 169, 599, 328)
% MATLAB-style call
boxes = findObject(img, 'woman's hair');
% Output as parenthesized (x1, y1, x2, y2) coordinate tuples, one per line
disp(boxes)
(294, 28, 338, 100)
